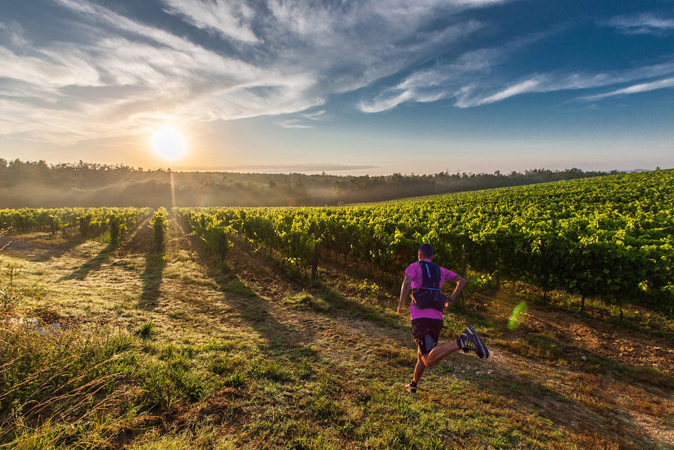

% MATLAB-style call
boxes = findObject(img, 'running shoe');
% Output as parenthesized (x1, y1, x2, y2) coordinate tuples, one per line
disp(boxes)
(459, 325, 489, 359)
(405, 381, 417, 394)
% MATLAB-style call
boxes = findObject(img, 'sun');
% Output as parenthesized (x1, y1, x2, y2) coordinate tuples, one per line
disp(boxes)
(152, 128, 186, 160)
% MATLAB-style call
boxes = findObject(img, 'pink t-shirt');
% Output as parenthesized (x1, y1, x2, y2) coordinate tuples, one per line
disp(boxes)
(405, 260, 458, 321)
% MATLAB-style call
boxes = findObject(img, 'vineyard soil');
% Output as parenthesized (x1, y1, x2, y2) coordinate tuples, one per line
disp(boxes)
(1, 218, 673, 449)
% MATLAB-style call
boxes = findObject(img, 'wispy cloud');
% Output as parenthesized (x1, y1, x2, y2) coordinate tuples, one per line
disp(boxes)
(456, 63, 674, 107)
(358, 28, 674, 112)
(0, 0, 503, 144)
(5, 0, 671, 150)
(605, 13, 674, 35)
(582, 77, 674, 101)
(357, 31, 557, 112)
(302, 110, 326, 121)
(277, 119, 313, 129)
(162, 0, 259, 43)
(276, 109, 327, 128)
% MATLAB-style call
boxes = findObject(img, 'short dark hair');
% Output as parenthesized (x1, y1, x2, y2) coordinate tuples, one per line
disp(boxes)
(419, 243, 433, 259)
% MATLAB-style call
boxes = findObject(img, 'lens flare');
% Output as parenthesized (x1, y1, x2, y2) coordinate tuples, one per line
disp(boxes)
(152, 128, 186, 159)
(508, 301, 528, 330)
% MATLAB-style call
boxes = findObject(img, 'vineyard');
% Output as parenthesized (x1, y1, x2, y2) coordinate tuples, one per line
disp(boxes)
(178, 169, 674, 315)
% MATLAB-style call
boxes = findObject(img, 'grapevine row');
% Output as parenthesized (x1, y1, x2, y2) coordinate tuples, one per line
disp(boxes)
(0, 207, 151, 244)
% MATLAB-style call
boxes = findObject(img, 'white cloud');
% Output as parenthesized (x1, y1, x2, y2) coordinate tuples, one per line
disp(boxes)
(302, 110, 326, 121)
(0, 0, 503, 144)
(470, 78, 543, 106)
(606, 14, 674, 34)
(277, 119, 313, 129)
(275, 109, 327, 128)
(358, 90, 447, 113)
(358, 36, 674, 112)
(358, 32, 551, 112)
(162, 0, 259, 43)
(456, 64, 674, 107)
(582, 77, 674, 101)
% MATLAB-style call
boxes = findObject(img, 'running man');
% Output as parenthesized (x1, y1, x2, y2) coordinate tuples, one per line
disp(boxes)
(398, 244, 489, 394)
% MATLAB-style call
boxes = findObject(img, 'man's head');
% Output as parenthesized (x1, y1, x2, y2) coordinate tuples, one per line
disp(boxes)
(418, 243, 433, 260)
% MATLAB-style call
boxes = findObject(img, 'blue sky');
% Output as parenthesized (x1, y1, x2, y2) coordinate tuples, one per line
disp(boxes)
(1, 0, 673, 174)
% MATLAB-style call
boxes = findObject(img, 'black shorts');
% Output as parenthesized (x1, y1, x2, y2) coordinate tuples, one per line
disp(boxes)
(412, 318, 443, 355)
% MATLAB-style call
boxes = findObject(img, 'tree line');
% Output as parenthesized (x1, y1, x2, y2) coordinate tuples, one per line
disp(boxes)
(1, 158, 620, 208)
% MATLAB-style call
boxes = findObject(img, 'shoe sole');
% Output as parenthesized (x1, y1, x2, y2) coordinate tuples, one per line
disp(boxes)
(466, 325, 489, 359)
(405, 384, 417, 394)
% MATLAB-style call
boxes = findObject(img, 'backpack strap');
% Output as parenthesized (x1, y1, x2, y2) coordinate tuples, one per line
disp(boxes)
(418, 260, 441, 290)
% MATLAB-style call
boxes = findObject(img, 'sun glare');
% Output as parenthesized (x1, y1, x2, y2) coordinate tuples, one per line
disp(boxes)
(152, 128, 186, 160)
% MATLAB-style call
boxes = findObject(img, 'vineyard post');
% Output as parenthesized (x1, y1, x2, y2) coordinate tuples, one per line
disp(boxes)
(311, 242, 320, 281)
(457, 252, 469, 302)
(218, 231, 228, 261)
(459, 252, 469, 277)
(110, 218, 120, 246)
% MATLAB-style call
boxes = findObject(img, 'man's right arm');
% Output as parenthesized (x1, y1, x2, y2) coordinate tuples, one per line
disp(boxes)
(398, 274, 412, 314)
(447, 274, 467, 304)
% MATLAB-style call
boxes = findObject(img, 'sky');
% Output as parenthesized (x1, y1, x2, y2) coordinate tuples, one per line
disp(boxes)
(1, 0, 673, 175)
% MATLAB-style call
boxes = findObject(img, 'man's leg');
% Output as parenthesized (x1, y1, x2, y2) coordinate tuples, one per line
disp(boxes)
(411, 339, 460, 387)
(413, 349, 426, 383)
(408, 319, 458, 392)
(419, 340, 460, 368)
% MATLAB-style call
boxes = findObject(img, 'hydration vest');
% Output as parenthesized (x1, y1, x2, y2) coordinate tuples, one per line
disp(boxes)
(411, 260, 447, 312)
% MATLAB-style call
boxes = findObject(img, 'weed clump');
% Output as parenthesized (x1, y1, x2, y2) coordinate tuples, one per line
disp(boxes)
(138, 321, 155, 338)
(283, 290, 331, 313)
(223, 372, 245, 388)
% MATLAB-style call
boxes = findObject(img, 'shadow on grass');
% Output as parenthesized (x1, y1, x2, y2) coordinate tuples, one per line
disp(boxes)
(58, 244, 114, 281)
(227, 239, 430, 359)
(307, 281, 405, 330)
(234, 239, 407, 331)
(30, 237, 86, 263)
(175, 221, 307, 347)
(138, 252, 166, 310)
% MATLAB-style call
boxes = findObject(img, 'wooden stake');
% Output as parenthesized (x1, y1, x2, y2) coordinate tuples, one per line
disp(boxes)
(311, 242, 320, 281)
(456, 252, 469, 303)
(459, 252, 469, 277)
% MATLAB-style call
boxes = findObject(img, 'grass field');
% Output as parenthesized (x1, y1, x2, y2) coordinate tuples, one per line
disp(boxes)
(1, 217, 673, 449)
